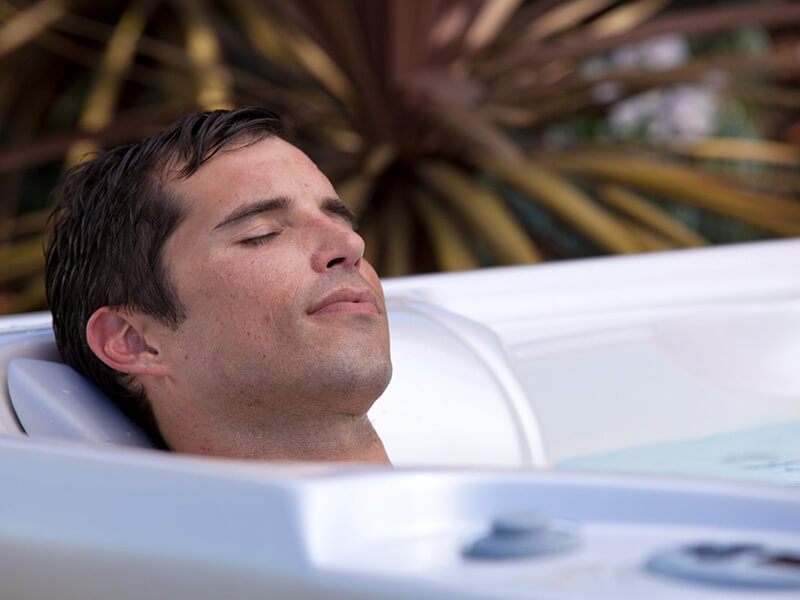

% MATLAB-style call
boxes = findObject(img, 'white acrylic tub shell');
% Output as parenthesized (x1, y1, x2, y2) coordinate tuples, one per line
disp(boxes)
(1, 435, 799, 600)
(1, 239, 800, 598)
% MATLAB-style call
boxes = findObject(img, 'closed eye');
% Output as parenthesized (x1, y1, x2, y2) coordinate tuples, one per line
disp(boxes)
(240, 232, 280, 247)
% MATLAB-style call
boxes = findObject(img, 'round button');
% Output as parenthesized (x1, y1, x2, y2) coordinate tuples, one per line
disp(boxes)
(464, 510, 579, 560)
(492, 511, 550, 536)
(645, 542, 800, 589)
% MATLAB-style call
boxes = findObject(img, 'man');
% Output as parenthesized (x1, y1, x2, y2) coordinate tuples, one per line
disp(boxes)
(45, 107, 393, 464)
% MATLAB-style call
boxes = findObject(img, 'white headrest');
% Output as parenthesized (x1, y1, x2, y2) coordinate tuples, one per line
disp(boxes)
(370, 299, 547, 467)
(8, 358, 154, 448)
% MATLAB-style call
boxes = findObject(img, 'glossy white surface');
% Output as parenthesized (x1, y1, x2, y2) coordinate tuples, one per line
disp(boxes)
(1, 240, 799, 598)
(372, 299, 546, 467)
(1, 433, 798, 599)
(384, 239, 800, 461)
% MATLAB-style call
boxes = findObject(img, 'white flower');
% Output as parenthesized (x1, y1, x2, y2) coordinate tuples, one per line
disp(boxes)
(655, 85, 717, 143)
(640, 35, 689, 71)
(609, 35, 689, 72)
(608, 85, 718, 143)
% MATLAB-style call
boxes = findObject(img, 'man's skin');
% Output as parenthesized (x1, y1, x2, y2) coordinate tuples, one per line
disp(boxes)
(84, 136, 393, 463)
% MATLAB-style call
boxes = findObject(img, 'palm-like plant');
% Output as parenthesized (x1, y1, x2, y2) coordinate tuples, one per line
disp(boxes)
(2, 0, 800, 313)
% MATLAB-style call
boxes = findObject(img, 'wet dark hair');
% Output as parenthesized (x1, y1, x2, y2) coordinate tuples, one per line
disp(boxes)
(45, 106, 286, 446)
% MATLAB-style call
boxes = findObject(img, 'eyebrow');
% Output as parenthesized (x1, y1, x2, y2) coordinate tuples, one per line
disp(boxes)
(321, 197, 358, 230)
(213, 197, 291, 231)
(212, 196, 358, 232)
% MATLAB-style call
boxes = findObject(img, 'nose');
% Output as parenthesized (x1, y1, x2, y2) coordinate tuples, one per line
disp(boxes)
(310, 217, 366, 273)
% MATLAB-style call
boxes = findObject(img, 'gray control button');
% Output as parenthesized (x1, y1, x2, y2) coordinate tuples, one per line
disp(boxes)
(492, 511, 550, 536)
(464, 510, 579, 560)
(646, 542, 800, 589)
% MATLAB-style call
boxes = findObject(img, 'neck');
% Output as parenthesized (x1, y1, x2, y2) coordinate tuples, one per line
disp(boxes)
(161, 407, 391, 465)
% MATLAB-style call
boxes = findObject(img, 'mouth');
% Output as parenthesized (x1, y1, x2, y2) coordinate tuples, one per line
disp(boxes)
(308, 288, 380, 316)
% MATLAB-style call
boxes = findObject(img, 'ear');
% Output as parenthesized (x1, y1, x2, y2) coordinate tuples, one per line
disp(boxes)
(86, 307, 170, 377)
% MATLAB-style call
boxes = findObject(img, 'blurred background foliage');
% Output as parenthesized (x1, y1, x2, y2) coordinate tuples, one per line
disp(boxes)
(2, 0, 800, 314)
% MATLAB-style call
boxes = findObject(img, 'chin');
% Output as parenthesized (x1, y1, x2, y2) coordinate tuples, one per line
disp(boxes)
(311, 354, 392, 412)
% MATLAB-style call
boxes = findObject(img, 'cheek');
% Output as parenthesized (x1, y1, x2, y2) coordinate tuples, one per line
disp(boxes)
(360, 260, 385, 300)
(185, 253, 308, 329)
(182, 254, 257, 304)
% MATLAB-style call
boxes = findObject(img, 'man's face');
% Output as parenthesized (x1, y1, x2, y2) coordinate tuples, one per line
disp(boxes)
(148, 136, 391, 442)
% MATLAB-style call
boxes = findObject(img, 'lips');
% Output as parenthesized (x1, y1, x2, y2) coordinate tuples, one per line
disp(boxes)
(308, 288, 380, 315)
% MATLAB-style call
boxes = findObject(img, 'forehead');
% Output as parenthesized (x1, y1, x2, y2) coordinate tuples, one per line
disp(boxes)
(165, 136, 335, 221)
